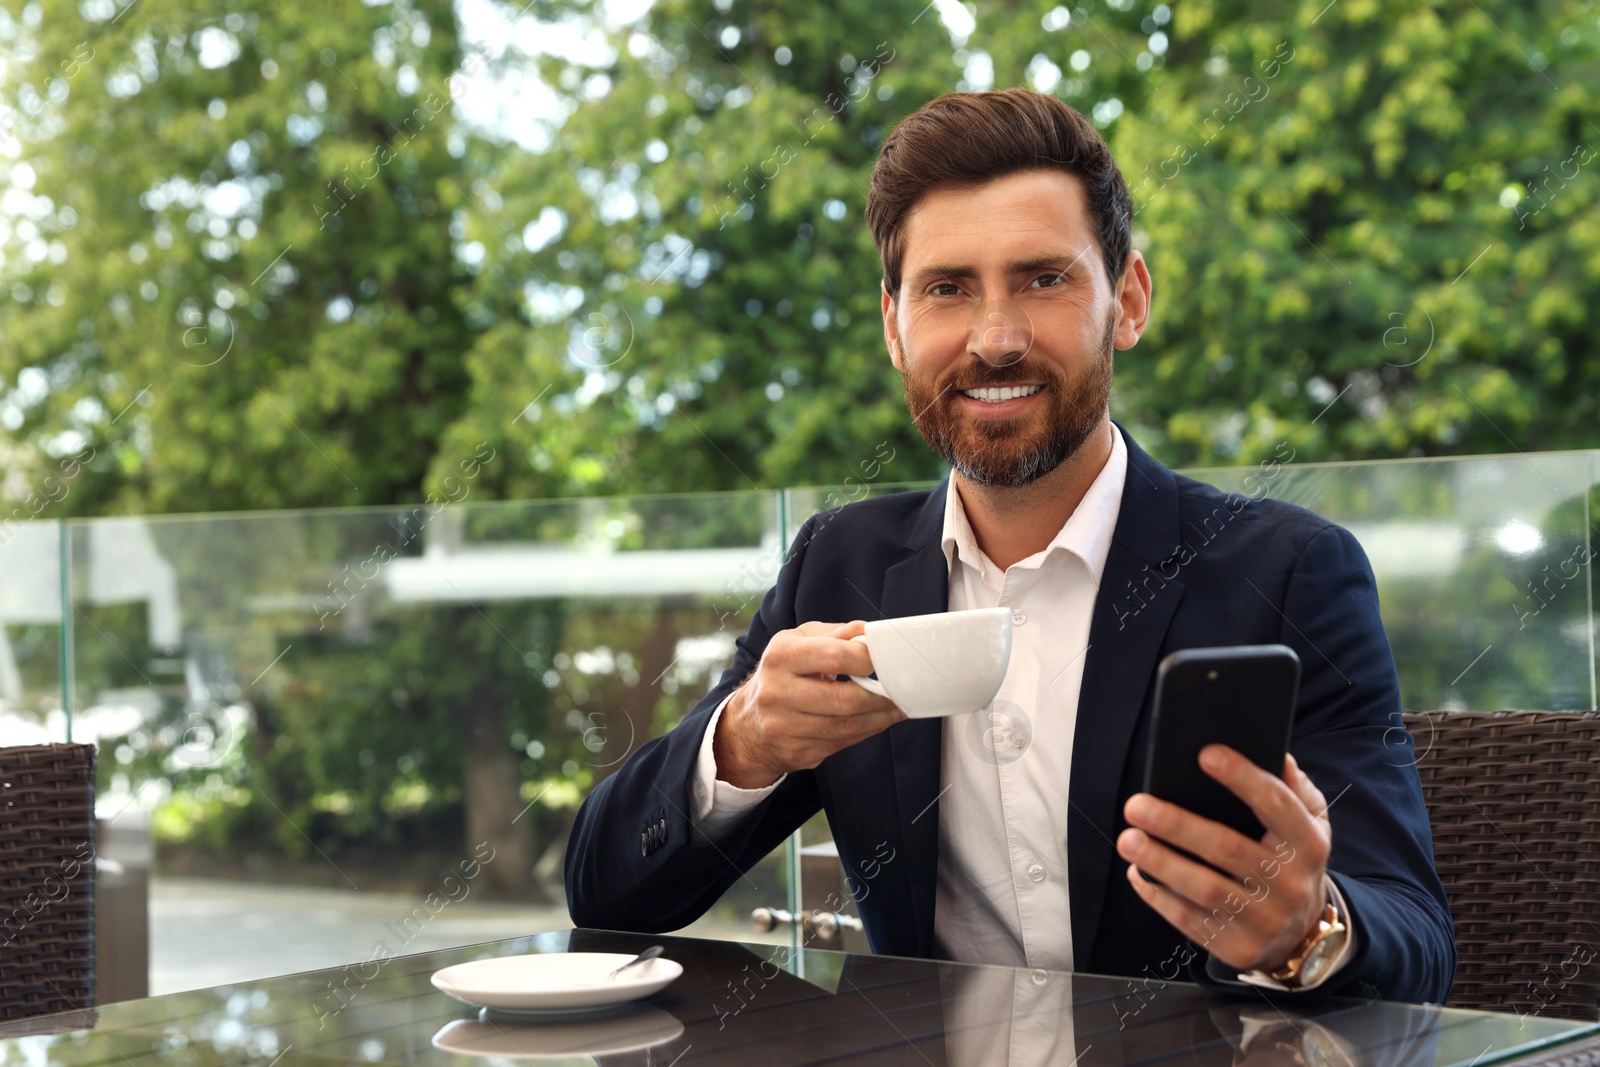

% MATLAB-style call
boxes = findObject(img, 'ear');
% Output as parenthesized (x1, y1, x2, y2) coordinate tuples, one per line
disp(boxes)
(1112, 250, 1152, 351)
(882, 282, 903, 371)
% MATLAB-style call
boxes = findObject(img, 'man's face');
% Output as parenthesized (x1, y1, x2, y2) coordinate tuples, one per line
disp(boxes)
(881, 168, 1145, 487)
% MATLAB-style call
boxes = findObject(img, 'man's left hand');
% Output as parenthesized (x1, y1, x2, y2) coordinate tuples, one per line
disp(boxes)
(1115, 746, 1333, 974)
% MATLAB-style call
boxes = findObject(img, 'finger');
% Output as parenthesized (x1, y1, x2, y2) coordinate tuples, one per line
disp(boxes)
(791, 618, 868, 637)
(1200, 744, 1319, 848)
(774, 627, 876, 675)
(1116, 823, 1251, 913)
(792, 619, 843, 636)
(768, 631, 877, 679)
(1125, 865, 1281, 973)
(1284, 753, 1330, 821)
(1122, 791, 1270, 884)
(777, 672, 898, 719)
(1123, 862, 1235, 949)
(781, 706, 907, 751)
(821, 706, 907, 745)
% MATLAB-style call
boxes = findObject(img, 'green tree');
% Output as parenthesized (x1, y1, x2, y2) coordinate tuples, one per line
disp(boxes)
(430, 0, 1157, 500)
(430, 0, 1599, 495)
(0, 0, 477, 515)
(0, 0, 549, 889)
(1094, 0, 1600, 464)
(8, 0, 1597, 505)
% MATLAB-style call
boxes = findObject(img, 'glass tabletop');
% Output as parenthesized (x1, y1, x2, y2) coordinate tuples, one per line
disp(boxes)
(2, 928, 1597, 1066)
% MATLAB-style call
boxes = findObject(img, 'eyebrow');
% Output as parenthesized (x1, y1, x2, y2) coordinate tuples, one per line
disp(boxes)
(905, 251, 1094, 290)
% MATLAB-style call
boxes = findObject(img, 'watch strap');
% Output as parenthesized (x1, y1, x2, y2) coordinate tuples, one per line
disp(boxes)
(1234, 878, 1356, 992)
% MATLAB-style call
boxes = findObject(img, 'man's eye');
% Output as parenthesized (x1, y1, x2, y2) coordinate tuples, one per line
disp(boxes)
(930, 283, 961, 297)
(1030, 273, 1065, 289)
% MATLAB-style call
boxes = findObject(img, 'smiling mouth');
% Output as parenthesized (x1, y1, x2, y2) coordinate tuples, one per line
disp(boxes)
(959, 384, 1044, 404)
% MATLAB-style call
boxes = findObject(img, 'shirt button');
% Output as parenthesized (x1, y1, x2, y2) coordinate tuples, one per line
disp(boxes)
(1012, 610, 1027, 626)
(1027, 863, 1046, 882)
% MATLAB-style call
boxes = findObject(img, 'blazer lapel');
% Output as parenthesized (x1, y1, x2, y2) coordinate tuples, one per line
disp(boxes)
(880, 481, 950, 958)
(1068, 429, 1188, 966)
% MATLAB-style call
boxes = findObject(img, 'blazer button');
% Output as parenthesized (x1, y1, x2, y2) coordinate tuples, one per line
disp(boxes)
(641, 832, 649, 856)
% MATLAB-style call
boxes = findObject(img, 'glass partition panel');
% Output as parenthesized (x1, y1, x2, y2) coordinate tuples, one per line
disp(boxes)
(0, 520, 66, 745)
(67, 491, 791, 993)
(54, 447, 1600, 995)
(790, 453, 1600, 714)
(781, 453, 1600, 937)
(1195, 450, 1597, 712)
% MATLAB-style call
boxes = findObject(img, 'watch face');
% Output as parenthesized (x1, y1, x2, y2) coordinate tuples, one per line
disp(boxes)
(1300, 935, 1343, 986)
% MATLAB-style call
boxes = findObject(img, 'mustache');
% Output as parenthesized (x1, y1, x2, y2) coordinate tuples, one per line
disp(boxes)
(948, 363, 1059, 390)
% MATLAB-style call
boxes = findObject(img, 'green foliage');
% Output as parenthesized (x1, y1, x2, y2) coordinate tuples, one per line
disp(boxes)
(86, 572, 582, 870)
(433, 0, 1170, 499)
(430, 0, 1600, 494)
(1115, 0, 1600, 465)
(7, 0, 1592, 506)
(0, 0, 478, 515)
(230, 598, 568, 858)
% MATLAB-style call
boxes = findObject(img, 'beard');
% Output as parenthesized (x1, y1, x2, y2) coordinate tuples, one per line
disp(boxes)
(899, 309, 1116, 488)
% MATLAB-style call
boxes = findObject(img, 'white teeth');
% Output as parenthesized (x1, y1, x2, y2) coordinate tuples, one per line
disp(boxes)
(961, 385, 1043, 403)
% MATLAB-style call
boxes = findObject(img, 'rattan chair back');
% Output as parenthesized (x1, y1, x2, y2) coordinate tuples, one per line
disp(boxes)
(0, 743, 97, 1022)
(1404, 710, 1600, 1020)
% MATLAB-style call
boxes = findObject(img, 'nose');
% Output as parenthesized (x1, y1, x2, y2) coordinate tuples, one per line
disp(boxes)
(970, 297, 1034, 367)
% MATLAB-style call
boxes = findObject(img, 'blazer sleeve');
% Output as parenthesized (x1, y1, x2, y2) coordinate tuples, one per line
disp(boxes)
(563, 514, 830, 933)
(1199, 523, 1456, 1003)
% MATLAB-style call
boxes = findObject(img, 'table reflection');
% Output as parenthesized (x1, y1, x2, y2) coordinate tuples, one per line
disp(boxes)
(0, 930, 1591, 1066)
(936, 962, 1439, 1066)
(432, 1004, 684, 1059)
(565, 931, 1447, 1067)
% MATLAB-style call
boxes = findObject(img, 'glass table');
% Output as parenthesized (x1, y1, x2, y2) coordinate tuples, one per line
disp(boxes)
(3, 928, 1598, 1065)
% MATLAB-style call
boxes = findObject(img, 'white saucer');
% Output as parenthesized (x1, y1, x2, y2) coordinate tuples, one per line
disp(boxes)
(431, 1004, 685, 1059)
(430, 952, 684, 1014)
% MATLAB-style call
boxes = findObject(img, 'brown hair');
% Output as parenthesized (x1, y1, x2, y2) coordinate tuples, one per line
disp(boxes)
(866, 88, 1133, 295)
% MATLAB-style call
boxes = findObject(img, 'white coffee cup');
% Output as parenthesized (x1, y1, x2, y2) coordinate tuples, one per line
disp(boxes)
(848, 607, 1013, 718)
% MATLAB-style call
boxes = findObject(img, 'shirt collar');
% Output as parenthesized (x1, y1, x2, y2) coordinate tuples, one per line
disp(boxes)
(939, 425, 1128, 586)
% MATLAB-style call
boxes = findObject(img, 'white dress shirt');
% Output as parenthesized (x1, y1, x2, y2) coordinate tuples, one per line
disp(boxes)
(690, 429, 1351, 986)
(928, 427, 1125, 969)
(940, 966, 1084, 1067)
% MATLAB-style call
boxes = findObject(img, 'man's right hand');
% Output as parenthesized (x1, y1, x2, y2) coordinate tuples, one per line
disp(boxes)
(713, 620, 906, 789)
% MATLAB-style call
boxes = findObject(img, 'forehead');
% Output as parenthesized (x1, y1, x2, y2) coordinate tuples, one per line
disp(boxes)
(899, 169, 1097, 275)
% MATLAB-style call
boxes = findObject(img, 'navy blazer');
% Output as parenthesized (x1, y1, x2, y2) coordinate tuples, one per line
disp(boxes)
(565, 427, 1456, 1004)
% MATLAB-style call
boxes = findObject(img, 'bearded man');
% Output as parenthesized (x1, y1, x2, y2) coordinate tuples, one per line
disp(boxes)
(565, 87, 1454, 1005)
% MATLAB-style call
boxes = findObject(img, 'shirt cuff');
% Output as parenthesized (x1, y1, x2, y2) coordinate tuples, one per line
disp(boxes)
(692, 694, 785, 838)
(1233, 875, 1357, 992)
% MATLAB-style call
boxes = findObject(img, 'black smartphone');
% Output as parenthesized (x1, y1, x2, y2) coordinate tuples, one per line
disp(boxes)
(1140, 644, 1301, 867)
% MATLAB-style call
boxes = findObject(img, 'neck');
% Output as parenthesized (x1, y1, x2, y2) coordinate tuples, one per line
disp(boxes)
(952, 416, 1115, 572)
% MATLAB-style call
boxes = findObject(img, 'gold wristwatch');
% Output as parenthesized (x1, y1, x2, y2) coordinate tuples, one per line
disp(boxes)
(1267, 902, 1348, 988)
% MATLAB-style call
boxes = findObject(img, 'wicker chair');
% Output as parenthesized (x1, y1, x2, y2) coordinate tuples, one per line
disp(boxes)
(1403, 711, 1600, 1020)
(0, 743, 97, 1022)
